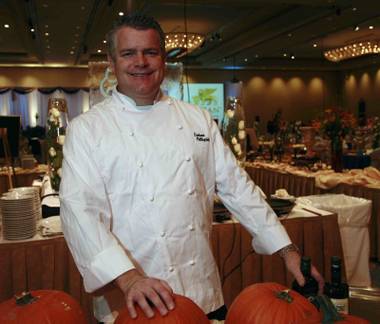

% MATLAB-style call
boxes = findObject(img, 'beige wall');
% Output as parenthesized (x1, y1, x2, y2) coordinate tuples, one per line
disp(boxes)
(1, 65, 378, 130)
(0, 66, 89, 88)
(342, 65, 380, 117)
(187, 69, 340, 130)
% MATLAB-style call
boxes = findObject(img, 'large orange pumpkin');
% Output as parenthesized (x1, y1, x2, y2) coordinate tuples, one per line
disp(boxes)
(225, 282, 321, 324)
(0, 290, 87, 324)
(114, 293, 209, 323)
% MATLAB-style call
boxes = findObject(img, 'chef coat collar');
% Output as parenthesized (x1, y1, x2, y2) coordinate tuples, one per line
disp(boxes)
(113, 87, 170, 112)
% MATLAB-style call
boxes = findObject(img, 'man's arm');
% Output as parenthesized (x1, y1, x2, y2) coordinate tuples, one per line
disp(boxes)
(210, 119, 324, 289)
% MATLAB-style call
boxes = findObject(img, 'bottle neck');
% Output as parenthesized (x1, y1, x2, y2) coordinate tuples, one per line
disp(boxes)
(331, 264, 342, 284)
(300, 259, 311, 277)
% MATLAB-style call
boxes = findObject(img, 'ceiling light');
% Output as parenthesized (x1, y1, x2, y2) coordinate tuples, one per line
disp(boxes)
(324, 40, 380, 62)
(103, 40, 107, 44)
(283, 53, 287, 57)
(369, 26, 374, 30)
(291, 55, 295, 60)
(45, 32, 49, 36)
(97, 49, 102, 53)
(354, 26, 360, 31)
(30, 28, 35, 32)
(165, 32, 205, 58)
(70, 51, 74, 55)
(352, 7, 357, 11)
(118, 12, 124, 16)
(244, 58, 248, 62)
(4, 24, 9, 28)
(313, 43, 318, 48)
(288, 33, 292, 37)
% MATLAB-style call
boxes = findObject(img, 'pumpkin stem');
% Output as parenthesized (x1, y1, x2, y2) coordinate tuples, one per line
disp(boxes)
(15, 291, 38, 306)
(276, 289, 294, 303)
(315, 295, 343, 323)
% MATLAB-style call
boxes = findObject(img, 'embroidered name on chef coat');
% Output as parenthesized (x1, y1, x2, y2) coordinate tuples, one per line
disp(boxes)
(194, 132, 210, 142)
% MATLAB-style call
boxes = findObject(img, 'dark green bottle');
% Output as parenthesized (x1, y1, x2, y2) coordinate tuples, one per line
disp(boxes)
(292, 256, 319, 303)
(324, 256, 349, 314)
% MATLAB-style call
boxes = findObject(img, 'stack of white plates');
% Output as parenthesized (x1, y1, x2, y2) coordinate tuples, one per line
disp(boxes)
(9, 187, 42, 220)
(0, 187, 40, 240)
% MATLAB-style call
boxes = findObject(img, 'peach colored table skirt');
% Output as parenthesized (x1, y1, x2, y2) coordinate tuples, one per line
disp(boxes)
(246, 166, 380, 261)
(0, 214, 342, 321)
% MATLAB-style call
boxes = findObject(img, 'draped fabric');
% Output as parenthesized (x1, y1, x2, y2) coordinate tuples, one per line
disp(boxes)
(0, 88, 90, 128)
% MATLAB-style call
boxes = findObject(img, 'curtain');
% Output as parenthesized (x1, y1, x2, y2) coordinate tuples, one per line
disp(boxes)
(0, 88, 90, 129)
(0, 90, 13, 116)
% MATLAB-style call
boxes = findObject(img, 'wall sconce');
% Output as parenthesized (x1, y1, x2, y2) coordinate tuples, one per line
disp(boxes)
(324, 40, 380, 62)
(165, 32, 205, 58)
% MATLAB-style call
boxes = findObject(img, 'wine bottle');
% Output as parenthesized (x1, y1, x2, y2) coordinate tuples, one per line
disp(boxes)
(292, 256, 319, 303)
(324, 256, 349, 314)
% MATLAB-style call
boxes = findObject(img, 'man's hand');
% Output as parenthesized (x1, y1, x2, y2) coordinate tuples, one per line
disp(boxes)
(114, 269, 175, 319)
(281, 250, 325, 294)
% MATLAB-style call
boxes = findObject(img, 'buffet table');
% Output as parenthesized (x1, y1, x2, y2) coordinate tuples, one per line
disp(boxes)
(0, 211, 343, 322)
(246, 164, 380, 261)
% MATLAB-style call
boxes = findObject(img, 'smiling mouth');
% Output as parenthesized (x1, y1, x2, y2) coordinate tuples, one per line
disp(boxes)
(129, 72, 153, 77)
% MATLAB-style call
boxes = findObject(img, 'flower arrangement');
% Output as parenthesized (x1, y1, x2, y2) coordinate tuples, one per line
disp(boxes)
(222, 97, 246, 163)
(46, 103, 66, 191)
(312, 108, 356, 171)
(312, 108, 356, 149)
(368, 116, 380, 149)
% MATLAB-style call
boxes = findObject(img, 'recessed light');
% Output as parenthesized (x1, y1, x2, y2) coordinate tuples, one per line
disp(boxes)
(103, 40, 107, 44)
(352, 7, 357, 11)
(97, 49, 102, 53)
(45, 32, 49, 36)
(244, 58, 248, 62)
(283, 53, 287, 57)
(255, 54, 259, 58)
(45, 25, 49, 28)
(313, 43, 318, 48)
(369, 26, 374, 30)
(354, 26, 360, 31)
(118, 11, 124, 16)
(70, 51, 75, 55)
(291, 55, 295, 60)
(30, 28, 35, 32)
(288, 33, 292, 37)
(4, 24, 10, 28)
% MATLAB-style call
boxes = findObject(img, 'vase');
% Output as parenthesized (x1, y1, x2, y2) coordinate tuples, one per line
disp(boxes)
(222, 96, 247, 165)
(46, 97, 68, 191)
(330, 138, 343, 172)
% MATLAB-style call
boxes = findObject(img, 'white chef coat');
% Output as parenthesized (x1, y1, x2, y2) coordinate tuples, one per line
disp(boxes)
(60, 90, 291, 314)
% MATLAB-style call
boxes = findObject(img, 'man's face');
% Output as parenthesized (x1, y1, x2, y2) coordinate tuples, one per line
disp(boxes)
(108, 26, 165, 105)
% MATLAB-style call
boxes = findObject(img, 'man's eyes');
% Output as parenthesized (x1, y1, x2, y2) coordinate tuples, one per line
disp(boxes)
(120, 50, 159, 57)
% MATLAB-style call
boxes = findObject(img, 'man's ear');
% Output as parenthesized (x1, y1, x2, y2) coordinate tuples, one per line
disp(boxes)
(107, 55, 115, 73)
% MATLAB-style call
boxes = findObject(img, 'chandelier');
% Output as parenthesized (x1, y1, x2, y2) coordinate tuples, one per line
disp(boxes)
(324, 40, 380, 62)
(165, 32, 205, 58)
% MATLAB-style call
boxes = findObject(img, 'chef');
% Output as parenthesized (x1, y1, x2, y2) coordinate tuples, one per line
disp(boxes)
(60, 12, 324, 322)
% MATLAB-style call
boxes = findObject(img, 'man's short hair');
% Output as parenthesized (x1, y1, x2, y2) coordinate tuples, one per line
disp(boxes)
(106, 12, 166, 60)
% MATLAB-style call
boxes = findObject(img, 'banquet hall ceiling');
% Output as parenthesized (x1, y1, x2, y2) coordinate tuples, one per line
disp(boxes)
(0, 0, 380, 70)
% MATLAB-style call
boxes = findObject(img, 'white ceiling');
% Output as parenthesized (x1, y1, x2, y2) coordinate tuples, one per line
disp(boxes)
(0, 0, 379, 70)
